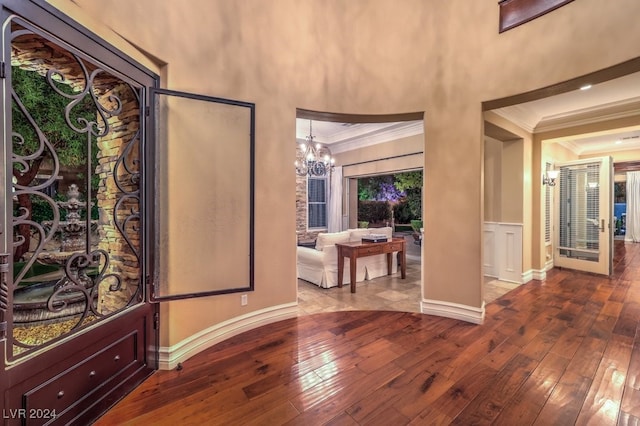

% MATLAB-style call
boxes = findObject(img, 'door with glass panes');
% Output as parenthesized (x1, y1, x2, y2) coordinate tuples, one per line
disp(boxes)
(553, 157, 613, 275)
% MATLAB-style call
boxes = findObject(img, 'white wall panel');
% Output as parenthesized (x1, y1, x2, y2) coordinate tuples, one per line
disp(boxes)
(484, 222, 522, 283)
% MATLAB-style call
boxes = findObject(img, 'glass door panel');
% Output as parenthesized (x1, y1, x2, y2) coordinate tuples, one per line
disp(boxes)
(554, 157, 612, 275)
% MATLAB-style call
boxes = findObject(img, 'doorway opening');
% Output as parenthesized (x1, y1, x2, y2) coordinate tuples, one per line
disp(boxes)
(484, 61, 640, 279)
(356, 171, 423, 260)
(294, 110, 424, 314)
(614, 180, 627, 239)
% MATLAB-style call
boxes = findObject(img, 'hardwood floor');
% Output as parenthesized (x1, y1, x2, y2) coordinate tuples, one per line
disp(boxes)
(95, 241, 640, 425)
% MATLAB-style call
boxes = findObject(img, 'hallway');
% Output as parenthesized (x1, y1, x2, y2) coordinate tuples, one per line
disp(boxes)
(97, 240, 640, 425)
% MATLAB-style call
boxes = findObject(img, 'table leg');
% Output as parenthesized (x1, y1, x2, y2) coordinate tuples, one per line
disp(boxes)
(400, 248, 406, 279)
(386, 252, 392, 275)
(350, 255, 357, 293)
(337, 247, 344, 288)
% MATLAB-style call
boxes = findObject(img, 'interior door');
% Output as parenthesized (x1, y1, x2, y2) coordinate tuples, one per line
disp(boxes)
(554, 157, 613, 275)
(149, 88, 255, 301)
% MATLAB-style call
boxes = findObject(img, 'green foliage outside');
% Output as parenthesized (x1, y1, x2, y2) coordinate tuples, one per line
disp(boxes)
(358, 171, 423, 223)
(358, 175, 391, 200)
(357, 200, 391, 224)
(394, 171, 422, 192)
(393, 201, 413, 223)
(614, 182, 626, 203)
(12, 66, 99, 223)
(12, 66, 96, 168)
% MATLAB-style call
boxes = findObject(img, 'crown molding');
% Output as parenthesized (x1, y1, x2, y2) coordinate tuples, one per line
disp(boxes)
(555, 140, 581, 155)
(493, 97, 640, 135)
(556, 138, 640, 156)
(329, 121, 424, 154)
(535, 98, 640, 133)
(492, 106, 538, 133)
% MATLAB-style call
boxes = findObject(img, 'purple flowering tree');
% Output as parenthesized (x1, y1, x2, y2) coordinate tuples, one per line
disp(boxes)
(374, 181, 406, 202)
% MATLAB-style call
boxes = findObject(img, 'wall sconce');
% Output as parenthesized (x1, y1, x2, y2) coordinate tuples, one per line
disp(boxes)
(542, 170, 559, 186)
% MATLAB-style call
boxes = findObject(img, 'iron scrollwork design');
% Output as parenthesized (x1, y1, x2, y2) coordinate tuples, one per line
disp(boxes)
(9, 24, 144, 355)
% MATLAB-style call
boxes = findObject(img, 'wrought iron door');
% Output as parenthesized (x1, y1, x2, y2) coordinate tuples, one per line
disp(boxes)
(0, 1, 157, 424)
(6, 22, 147, 359)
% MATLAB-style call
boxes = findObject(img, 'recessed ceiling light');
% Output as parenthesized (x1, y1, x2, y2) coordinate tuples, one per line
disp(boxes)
(615, 140, 622, 144)
(580, 84, 592, 91)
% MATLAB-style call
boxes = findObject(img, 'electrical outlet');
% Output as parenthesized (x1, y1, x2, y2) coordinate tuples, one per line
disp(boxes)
(241, 294, 248, 306)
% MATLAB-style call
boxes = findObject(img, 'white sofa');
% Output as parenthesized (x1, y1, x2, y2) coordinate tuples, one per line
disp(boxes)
(297, 227, 398, 288)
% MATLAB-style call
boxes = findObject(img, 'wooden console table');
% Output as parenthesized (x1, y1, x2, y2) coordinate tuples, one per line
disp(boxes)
(336, 237, 406, 293)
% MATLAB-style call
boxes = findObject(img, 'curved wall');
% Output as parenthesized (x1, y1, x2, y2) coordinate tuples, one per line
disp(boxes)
(49, 0, 640, 358)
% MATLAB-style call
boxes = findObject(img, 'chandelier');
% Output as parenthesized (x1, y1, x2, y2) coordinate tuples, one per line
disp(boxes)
(295, 120, 335, 177)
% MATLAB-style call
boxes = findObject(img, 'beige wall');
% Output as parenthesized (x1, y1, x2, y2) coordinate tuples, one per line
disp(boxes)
(615, 173, 629, 182)
(501, 140, 525, 223)
(484, 137, 502, 222)
(337, 133, 424, 178)
(49, 0, 640, 346)
(543, 142, 579, 164)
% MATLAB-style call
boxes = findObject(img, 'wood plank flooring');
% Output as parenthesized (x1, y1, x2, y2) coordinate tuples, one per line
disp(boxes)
(95, 241, 640, 425)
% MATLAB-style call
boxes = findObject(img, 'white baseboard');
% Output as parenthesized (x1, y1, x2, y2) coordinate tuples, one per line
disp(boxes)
(545, 259, 554, 271)
(531, 260, 554, 281)
(421, 299, 485, 324)
(531, 269, 546, 281)
(158, 303, 298, 370)
(521, 270, 534, 283)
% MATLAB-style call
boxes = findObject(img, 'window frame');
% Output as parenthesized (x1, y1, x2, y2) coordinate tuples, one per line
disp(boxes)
(544, 162, 552, 245)
(307, 176, 328, 231)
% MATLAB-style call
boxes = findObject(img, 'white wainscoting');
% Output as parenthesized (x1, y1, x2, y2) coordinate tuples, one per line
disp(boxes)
(483, 222, 498, 277)
(484, 222, 524, 284)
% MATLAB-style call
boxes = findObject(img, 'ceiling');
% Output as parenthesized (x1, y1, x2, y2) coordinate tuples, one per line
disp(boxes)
(295, 119, 423, 154)
(492, 71, 640, 155)
(296, 70, 640, 156)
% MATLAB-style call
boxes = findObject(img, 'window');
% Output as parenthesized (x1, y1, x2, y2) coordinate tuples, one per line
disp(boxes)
(545, 162, 552, 244)
(308, 177, 328, 229)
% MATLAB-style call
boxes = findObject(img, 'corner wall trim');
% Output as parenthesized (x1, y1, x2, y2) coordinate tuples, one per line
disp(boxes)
(521, 270, 534, 283)
(545, 259, 554, 272)
(531, 269, 547, 281)
(421, 299, 485, 324)
(158, 303, 298, 370)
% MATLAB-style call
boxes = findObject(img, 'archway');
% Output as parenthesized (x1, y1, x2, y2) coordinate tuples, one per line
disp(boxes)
(294, 110, 425, 313)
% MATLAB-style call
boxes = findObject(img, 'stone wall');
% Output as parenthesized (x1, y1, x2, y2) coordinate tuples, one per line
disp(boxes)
(95, 83, 140, 313)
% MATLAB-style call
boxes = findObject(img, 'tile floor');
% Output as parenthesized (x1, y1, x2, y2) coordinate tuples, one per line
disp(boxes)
(297, 253, 519, 316)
